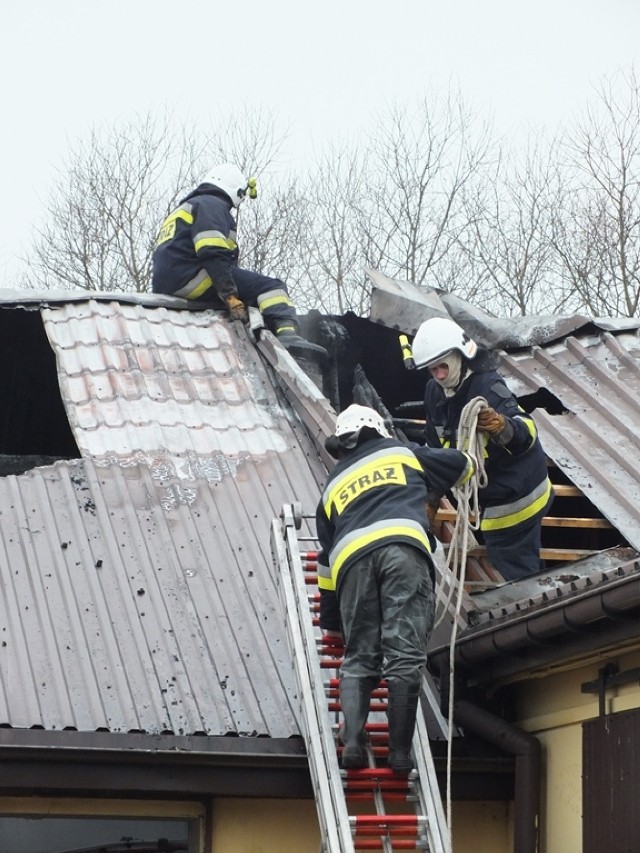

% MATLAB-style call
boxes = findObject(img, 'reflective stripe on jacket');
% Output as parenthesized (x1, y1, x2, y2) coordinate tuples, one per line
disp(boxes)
(480, 476, 553, 531)
(315, 437, 472, 592)
(151, 186, 239, 301)
(424, 368, 551, 531)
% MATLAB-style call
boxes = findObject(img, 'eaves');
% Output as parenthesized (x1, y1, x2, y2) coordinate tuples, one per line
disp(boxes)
(429, 554, 640, 684)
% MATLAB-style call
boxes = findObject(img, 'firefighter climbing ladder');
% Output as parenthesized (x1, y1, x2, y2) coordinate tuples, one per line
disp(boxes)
(271, 503, 451, 853)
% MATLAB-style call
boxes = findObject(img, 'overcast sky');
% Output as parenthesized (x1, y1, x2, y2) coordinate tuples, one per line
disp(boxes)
(1, 0, 639, 283)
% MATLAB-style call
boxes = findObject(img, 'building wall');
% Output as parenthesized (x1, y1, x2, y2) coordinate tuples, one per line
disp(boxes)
(452, 801, 512, 853)
(214, 797, 513, 853)
(515, 645, 640, 853)
(211, 799, 321, 851)
(0, 776, 541, 852)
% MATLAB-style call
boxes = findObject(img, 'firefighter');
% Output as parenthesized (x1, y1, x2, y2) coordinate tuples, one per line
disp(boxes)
(151, 163, 327, 360)
(316, 404, 474, 772)
(411, 316, 553, 581)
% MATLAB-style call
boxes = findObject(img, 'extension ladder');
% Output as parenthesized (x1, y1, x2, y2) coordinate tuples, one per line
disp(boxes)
(271, 504, 451, 853)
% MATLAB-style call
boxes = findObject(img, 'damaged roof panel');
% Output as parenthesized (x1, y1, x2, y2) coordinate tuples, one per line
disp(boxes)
(368, 271, 640, 552)
(0, 297, 330, 739)
(42, 301, 291, 463)
(499, 332, 640, 549)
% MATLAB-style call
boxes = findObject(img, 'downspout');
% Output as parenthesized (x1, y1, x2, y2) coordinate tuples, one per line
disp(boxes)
(454, 699, 541, 853)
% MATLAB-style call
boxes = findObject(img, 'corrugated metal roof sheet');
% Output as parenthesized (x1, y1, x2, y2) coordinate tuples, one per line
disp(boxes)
(42, 300, 292, 463)
(498, 330, 640, 550)
(369, 271, 640, 551)
(0, 299, 330, 738)
(367, 272, 640, 633)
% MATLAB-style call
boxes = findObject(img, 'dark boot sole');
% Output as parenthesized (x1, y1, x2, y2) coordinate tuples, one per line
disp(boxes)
(342, 746, 367, 769)
(389, 753, 414, 774)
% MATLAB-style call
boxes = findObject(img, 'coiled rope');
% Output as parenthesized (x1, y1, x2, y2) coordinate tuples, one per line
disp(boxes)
(435, 395, 488, 842)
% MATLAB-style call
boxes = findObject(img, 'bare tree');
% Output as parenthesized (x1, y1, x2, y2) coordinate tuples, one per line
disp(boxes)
(460, 137, 577, 316)
(27, 112, 203, 292)
(357, 89, 494, 294)
(26, 73, 640, 322)
(292, 146, 370, 314)
(554, 67, 640, 317)
(26, 108, 287, 294)
(239, 175, 314, 289)
(213, 104, 292, 273)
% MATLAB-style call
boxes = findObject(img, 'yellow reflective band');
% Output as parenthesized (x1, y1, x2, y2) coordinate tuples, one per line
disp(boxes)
(328, 526, 431, 589)
(156, 207, 194, 246)
(317, 562, 332, 590)
(194, 235, 237, 252)
(259, 294, 294, 311)
(324, 453, 423, 516)
(455, 453, 475, 487)
(515, 414, 537, 446)
(185, 277, 214, 299)
(174, 269, 215, 300)
(480, 478, 553, 531)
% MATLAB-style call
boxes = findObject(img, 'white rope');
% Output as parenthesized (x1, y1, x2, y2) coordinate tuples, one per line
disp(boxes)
(435, 396, 488, 846)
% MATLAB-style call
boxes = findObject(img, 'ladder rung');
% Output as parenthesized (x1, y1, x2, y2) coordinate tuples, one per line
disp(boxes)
(345, 779, 412, 791)
(347, 792, 416, 802)
(278, 529, 450, 853)
(352, 814, 424, 828)
(328, 701, 388, 712)
(326, 686, 388, 699)
(354, 843, 426, 850)
(342, 768, 415, 781)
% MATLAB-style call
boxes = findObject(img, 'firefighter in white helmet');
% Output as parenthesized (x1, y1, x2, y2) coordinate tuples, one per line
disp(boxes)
(151, 163, 326, 359)
(411, 317, 552, 580)
(316, 404, 474, 772)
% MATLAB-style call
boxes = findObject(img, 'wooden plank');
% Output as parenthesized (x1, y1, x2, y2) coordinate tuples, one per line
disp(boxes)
(435, 509, 612, 529)
(552, 484, 584, 497)
(465, 546, 596, 562)
(540, 517, 612, 529)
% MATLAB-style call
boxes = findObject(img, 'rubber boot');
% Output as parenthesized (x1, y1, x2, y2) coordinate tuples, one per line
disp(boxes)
(387, 680, 421, 774)
(275, 327, 328, 361)
(339, 676, 377, 769)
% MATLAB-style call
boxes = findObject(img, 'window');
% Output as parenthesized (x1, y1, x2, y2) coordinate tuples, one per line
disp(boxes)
(0, 799, 203, 853)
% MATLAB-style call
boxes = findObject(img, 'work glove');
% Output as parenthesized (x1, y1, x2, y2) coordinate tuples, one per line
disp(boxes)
(477, 406, 507, 435)
(225, 295, 248, 323)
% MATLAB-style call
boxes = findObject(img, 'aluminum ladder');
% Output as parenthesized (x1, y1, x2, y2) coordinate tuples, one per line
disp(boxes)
(271, 503, 451, 853)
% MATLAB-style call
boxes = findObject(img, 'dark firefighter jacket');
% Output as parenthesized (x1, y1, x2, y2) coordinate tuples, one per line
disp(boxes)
(316, 435, 473, 631)
(423, 368, 552, 534)
(151, 185, 240, 302)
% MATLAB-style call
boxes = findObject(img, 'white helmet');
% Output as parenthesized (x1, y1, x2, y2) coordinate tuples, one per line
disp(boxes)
(411, 317, 478, 369)
(201, 163, 253, 208)
(334, 404, 391, 447)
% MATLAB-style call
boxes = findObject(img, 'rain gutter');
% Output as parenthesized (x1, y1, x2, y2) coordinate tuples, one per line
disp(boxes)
(430, 568, 640, 682)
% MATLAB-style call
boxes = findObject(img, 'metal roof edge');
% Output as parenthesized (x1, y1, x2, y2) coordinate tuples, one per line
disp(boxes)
(0, 288, 210, 311)
(255, 328, 336, 468)
(0, 728, 307, 764)
(428, 565, 640, 679)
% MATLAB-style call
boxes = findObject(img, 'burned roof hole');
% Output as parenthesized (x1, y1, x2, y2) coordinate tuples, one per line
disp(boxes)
(0, 307, 79, 474)
(518, 387, 567, 416)
(302, 312, 426, 414)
